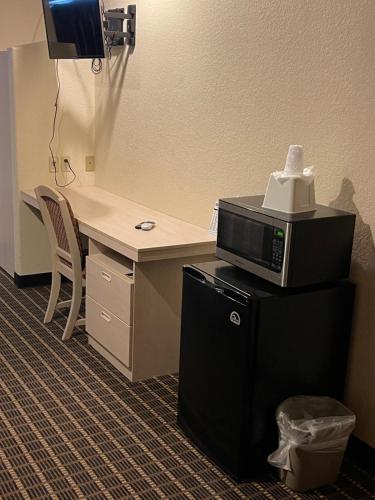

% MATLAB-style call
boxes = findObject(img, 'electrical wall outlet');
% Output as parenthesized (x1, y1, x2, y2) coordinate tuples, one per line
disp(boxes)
(49, 156, 59, 173)
(85, 156, 95, 172)
(61, 156, 71, 172)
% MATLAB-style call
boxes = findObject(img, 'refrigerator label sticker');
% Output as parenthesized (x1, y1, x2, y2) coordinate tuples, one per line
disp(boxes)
(230, 311, 241, 326)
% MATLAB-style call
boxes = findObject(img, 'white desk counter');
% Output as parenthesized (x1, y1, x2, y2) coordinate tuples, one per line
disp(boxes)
(22, 186, 216, 381)
(21, 186, 216, 262)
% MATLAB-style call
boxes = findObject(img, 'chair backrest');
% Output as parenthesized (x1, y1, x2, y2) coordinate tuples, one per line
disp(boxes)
(35, 185, 83, 278)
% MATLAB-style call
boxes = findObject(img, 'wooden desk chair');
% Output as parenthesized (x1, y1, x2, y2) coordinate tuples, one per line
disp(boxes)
(35, 185, 86, 340)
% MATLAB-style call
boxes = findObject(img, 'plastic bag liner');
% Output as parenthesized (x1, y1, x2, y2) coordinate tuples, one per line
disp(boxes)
(268, 396, 356, 471)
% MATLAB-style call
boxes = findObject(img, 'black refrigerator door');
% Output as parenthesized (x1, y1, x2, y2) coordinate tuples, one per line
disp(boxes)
(177, 266, 254, 479)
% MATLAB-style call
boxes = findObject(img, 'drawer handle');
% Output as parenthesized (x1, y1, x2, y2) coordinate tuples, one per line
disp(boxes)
(100, 311, 112, 323)
(101, 271, 112, 283)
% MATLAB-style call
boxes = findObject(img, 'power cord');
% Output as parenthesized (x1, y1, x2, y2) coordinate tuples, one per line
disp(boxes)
(106, 31, 116, 60)
(49, 59, 77, 188)
(102, 0, 115, 60)
(49, 59, 60, 186)
(91, 58, 103, 74)
(62, 158, 77, 187)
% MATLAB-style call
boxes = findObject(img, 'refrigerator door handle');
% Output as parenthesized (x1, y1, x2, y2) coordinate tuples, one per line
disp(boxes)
(185, 268, 220, 287)
(217, 287, 249, 305)
(185, 267, 250, 303)
(184, 267, 207, 283)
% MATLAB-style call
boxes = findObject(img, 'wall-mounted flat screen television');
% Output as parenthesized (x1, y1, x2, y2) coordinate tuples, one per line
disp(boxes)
(42, 0, 106, 59)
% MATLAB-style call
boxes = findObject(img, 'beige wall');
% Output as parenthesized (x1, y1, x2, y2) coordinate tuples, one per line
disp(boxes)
(95, 0, 375, 446)
(1, 0, 374, 447)
(0, 0, 96, 277)
(10, 42, 95, 275)
(0, 0, 45, 51)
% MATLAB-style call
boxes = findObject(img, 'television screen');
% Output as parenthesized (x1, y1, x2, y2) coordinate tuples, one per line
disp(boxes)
(42, 0, 106, 59)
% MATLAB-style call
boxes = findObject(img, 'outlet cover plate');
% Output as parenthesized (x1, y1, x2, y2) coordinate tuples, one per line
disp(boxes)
(61, 156, 71, 172)
(85, 156, 95, 172)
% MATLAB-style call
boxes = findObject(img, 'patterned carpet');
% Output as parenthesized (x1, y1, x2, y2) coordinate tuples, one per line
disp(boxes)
(0, 268, 374, 500)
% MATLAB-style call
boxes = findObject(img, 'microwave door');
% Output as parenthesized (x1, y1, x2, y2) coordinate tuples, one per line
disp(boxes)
(217, 208, 290, 286)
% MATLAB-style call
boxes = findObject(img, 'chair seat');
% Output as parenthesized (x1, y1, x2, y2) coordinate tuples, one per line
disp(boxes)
(59, 248, 88, 276)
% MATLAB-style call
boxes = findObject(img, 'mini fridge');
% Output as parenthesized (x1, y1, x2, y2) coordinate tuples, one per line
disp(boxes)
(177, 261, 355, 480)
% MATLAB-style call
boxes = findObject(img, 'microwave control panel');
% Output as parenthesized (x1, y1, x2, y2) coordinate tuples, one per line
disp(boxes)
(271, 228, 285, 271)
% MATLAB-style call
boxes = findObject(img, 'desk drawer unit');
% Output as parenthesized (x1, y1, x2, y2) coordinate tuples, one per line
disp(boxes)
(86, 255, 134, 325)
(86, 296, 132, 368)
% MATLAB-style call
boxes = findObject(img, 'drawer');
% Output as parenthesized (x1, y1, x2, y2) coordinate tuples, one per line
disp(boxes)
(86, 296, 132, 368)
(86, 255, 134, 325)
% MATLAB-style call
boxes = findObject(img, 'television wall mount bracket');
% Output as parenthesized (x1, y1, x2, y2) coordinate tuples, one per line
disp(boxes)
(103, 5, 136, 47)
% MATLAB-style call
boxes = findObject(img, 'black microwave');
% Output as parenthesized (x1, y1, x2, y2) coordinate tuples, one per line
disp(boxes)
(217, 196, 355, 288)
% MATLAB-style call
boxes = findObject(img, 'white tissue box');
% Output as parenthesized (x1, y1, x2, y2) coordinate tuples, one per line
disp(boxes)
(262, 173, 316, 214)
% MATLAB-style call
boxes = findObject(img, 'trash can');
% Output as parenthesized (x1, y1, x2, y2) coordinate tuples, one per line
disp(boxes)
(268, 396, 356, 492)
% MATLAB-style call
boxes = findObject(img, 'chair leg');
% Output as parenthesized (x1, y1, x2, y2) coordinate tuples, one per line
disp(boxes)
(62, 281, 82, 341)
(44, 270, 61, 323)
